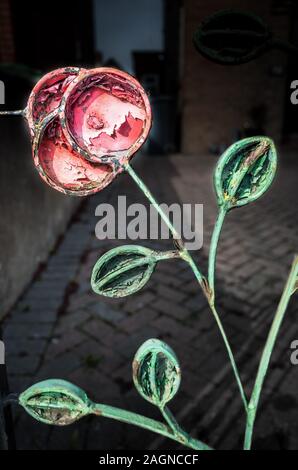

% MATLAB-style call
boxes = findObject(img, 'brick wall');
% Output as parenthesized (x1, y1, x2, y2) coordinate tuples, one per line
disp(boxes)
(181, 0, 290, 154)
(0, 0, 15, 62)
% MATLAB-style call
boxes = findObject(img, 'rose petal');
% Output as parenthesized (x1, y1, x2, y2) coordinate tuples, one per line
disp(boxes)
(26, 67, 85, 134)
(60, 68, 152, 163)
(33, 116, 115, 196)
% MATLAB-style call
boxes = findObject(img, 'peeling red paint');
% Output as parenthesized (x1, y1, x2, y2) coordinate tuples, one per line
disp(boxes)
(34, 115, 115, 196)
(26, 67, 151, 195)
(26, 67, 85, 134)
(60, 68, 152, 163)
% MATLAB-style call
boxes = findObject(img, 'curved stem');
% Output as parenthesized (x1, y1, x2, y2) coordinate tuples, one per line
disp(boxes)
(124, 162, 181, 240)
(124, 162, 204, 287)
(125, 161, 247, 413)
(160, 405, 199, 448)
(244, 256, 298, 450)
(154, 250, 181, 261)
(207, 206, 247, 411)
(208, 206, 227, 302)
(210, 303, 248, 412)
(0, 109, 24, 117)
(160, 405, 181, 438)
(91, 402, 212, 450)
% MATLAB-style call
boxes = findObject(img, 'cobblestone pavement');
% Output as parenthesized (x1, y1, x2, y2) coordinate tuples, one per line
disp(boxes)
(3, 149, 298, 450)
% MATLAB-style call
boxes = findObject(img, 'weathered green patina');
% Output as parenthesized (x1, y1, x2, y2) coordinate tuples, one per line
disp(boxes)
(209, 136, 277, 301)
(91, 246, 180, 298)
(19, 380, 90, 426)
(19, 371, 211, 450)
(132, 339, 181, 408)
(244, 256, 298, 449)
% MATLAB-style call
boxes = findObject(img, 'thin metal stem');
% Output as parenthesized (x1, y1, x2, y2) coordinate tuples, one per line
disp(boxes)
(208, 206, 227, 302)
(244, 256, 298, 450)
(125, 162, 247, 413)
(91, 402, 212, 450)
(210, 303, 248, 412)
(154, 250, 181, 261)
(207, 206, 248, 410)
(160, 405, 198, 448)
(0, 109, 24, 117)
(160, 406, 181, 438)
(124, 162, 181, 240)
(124, 162, 204, 286)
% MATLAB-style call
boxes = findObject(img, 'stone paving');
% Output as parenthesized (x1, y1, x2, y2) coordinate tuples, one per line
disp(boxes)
(2, 150, 298, 450)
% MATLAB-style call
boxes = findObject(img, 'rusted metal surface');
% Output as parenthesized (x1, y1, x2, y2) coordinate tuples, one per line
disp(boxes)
(132, 339, 181, 408)
(19, 380, 91, 426)
(32, 111, 115, 196)
(1, 65, 296, 451)
(91, 246, 180, 298)
(18, 349, 209, 450)
(1, 67, 152, 196)
(59, 67, 152, 165)
(214, 136, 277, 210)
(25, 67, 85, 135)
(5, 131, 296, 450)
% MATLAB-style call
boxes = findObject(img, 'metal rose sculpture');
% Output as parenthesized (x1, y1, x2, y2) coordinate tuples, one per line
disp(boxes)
(1, 67, 151, 195)
(1, 67, 298, 450)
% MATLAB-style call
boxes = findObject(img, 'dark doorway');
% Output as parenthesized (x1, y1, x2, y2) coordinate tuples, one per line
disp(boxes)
(93, 0, 182, 153)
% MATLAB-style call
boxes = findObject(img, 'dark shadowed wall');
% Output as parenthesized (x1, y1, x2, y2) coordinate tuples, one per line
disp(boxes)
(0, 0, 96, 318)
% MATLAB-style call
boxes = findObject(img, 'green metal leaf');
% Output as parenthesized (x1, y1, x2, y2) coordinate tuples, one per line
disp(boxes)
(214, 136, 277, 210)
(19, 379, 91, 425)
(133, 339, 181, 408)
(193, 10, 271, 65)
(91, 245, 158, 298)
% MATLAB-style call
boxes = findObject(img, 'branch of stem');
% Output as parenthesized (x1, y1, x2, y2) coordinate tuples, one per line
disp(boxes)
(210, 303, 248, 412)
(208, 206, 227, 302)
(0, 109, 24, 116)
(125, 161, 247, 413)
(243, 256, 298, 450)
(125, 162, 204, 287)
(91, 402, 212, 450)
